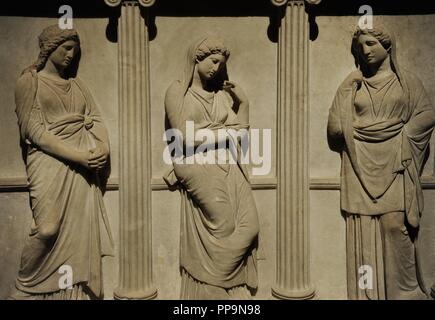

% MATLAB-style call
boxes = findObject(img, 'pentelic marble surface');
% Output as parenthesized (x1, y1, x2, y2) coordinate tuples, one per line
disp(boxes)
(0, 0, 435, 300)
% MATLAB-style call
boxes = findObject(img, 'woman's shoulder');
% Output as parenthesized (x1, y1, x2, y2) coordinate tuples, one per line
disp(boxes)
(71, 76, 87, 87)
(400, 69, 425, 88)
(165, 80, 184, 108)
(217, 89, 233, 104)
(15, 70, 38, 95)
(71, 77, 97, 97)
(16, 70, 36, 85)
(166, 80, 183, 95)
(71, 76, 87, 89)
(337, 70, 363, 91)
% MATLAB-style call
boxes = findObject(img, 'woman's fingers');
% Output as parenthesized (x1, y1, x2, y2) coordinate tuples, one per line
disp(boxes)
(88, 147, 109, 160)
(89, 153, 107, 164)
(81, 148, 109, 170)
(223, 80, 236, 88)
(87, 147, 108, 170)
(89, 155, 106, 163)
(89, 162, 106, 170)
(89, 152, 107, 161)
(89, 158, 107, 167)
(223, 81, 237, 92)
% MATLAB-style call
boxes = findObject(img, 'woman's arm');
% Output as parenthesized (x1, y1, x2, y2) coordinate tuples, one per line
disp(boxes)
(165, 81, 230, 148)
(36, 131, 91, 169)
(74, 77, 110, 170)
(223, 80, 249, 125)
(404, 78, 435, 138)
(327, 94, 343, 140)
(402, 77, 435, 174)
(327, 89, 349, 153)
(16, 73, 93, 169)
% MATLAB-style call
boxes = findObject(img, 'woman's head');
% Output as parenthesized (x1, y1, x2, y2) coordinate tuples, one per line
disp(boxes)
(194, 38, 230, 85)
(351, 26, 392, 68)
(176, 37, 231, 107)
(45, 39, 79, 71)
(350, 23, 410, 109)
(195, 38, 230, 62)
(24, 25, 80, 75)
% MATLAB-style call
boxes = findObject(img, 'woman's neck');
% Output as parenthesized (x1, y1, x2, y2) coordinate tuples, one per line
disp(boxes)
(39, 60, 67, 80)
(191, 66, 212, 92)
(364, 55, 393, 78)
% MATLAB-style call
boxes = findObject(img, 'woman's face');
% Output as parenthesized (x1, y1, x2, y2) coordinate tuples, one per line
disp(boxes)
(196, 53, 226, 81)
(48, 40, 79, 70)
(356, 34, 389, 66)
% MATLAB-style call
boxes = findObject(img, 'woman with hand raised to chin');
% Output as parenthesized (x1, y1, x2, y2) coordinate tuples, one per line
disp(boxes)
(164, 37, 259, 299)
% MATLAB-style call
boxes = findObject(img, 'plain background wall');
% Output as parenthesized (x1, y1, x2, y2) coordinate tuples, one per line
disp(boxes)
(1, 13, 435, 300)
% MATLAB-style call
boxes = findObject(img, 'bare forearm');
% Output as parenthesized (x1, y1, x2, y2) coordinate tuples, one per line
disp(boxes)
(237, 101, 249, 125)
(37, 132, 84, 164)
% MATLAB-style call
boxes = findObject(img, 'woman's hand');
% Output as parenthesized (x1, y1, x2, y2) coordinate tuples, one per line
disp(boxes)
(223, 80, 249, 124)
(343, 70, 363, 88)
(223, 80, 249, 104)
(88, 146, 109, 170)
(76, 150, 92, 170)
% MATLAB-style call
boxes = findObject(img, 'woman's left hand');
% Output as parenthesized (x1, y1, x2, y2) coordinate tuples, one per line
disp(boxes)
(223, 80, 249, 104)
(88, 146, 109, 170)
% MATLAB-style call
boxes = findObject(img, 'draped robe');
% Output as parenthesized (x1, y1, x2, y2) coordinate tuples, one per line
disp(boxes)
(13, 71, 114, 299)
(164, 84, 259, 299)
(328, 70, 435, 299)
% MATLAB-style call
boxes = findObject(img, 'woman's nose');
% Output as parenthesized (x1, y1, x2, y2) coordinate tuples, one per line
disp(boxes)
(362, 45, 371, 55)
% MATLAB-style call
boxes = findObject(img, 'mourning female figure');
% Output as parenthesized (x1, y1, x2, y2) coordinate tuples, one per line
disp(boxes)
(164, 37, 259, 299)
(327, 24, 435, 299)
(11, 25, 114, 299)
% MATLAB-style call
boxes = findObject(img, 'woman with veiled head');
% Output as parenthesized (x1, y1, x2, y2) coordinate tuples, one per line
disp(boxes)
(164, 37, 259, 299)
(11, 25, 113, 300)
(328, 22, 435, 299)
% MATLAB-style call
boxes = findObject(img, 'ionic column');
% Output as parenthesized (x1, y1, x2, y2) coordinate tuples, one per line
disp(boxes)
(271, 0, 320, 300)
(104, 0, 157, 300)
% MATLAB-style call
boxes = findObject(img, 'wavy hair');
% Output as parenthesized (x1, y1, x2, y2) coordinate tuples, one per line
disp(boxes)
(351, 24, 409, 106)
(22, 25, 80, 77)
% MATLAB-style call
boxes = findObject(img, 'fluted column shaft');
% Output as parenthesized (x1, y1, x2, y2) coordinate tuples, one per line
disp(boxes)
(106, 0, 156, 300)
(272, 0, 315, 300)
